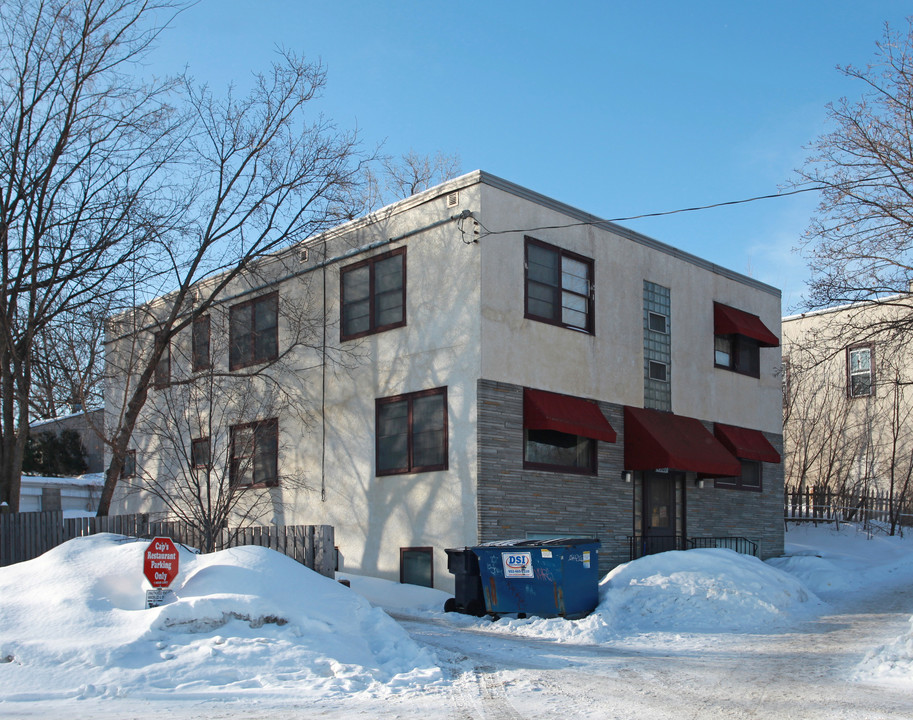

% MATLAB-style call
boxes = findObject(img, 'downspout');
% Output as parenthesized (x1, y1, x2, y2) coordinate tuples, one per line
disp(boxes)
(321, 241, 327, 502)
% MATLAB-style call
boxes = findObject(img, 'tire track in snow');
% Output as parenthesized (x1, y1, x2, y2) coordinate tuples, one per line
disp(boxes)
(448, 665, 526, 720)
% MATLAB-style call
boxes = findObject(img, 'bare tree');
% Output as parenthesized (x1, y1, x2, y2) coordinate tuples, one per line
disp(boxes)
(0, 0, 184, 511)
(363, 150, 462, 211)
(783, 346, 859, 496)
(29, 302, 109, 419)
(97, 52, 367, 515)
(117, 293, 323, 550)
(798, 20, 913, 321)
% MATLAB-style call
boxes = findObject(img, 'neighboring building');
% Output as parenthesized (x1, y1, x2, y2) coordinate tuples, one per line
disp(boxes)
(29, 408, 105, 474)
(18, 473, 103, 516)
(782, 298, 913, 500)
(106, 171, 784, 591)
(20, 409, 105, 516)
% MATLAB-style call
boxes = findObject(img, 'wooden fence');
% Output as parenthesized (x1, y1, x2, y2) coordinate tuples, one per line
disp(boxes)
(0, 511, 335, 577)
(784, 487, 913, 530)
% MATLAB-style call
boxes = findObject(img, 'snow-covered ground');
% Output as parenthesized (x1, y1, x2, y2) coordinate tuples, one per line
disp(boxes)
(1, 523, 912, 718)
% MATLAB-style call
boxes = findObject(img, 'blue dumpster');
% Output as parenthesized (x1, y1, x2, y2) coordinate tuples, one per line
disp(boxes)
(471, 538, 601, 618)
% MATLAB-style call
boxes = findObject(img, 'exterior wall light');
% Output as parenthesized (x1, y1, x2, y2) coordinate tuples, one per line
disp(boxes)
(621, 471, 633, 483)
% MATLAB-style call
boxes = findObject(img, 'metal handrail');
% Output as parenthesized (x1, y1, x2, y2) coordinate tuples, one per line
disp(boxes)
(626, 535, 758, 561)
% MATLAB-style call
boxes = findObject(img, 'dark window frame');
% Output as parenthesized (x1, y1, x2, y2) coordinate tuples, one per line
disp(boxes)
(714, 459, 763, 492)
(400, 546, 434, 587)
(153, 331, 170, 388)
(229, 292, 279, 371)
(340, 247, 407, 341)
(191, 437, 211, 469)
(192, 314, 211, 372)
(714, 333, 760, 378)
(121, 449, 136, 479)
(229, 418, 279, 489)
(847, 343, 875, 398)
(524, 236, 595, 334)
(523, 428, 598, 475)
(375, 387, 448, 476)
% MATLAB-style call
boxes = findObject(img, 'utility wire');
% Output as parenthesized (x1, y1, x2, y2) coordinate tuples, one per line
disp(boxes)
(475, 184, 825, 239)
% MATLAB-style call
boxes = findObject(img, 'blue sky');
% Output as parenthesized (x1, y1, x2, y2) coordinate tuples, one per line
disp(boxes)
(147, 1, 912, 311)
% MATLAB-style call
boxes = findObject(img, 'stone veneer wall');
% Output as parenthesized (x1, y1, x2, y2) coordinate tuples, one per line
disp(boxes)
(476, 379, 786, 570)
(476, 379, 631, 574)
(685, 431, 785, 560)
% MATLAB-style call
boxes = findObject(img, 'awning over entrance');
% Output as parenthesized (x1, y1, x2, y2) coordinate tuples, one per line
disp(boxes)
(623, 406, 741, 475)
(714, 423, 781, 463)
(713, 302, 780, 347)
(524, 388, 617, 442)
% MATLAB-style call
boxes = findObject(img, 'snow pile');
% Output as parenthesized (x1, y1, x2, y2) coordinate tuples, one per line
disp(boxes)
(469, 547, 822, 643)
(0, 534, 440, 702)
(339, 573, 451, 614)
(773, 523, 913, 597)
(857, 616, 913, 685)
(596, 548, 820, 632)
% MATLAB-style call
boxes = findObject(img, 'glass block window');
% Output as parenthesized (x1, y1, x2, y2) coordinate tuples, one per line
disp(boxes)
(644, 281, 671, 411)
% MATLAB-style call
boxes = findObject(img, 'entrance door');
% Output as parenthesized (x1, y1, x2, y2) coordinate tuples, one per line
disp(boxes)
(643, 472, 679, 555)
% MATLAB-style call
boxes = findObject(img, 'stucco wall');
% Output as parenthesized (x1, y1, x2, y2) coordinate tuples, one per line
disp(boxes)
(782, 300, 913, 495)
(476, 181, 782, 435)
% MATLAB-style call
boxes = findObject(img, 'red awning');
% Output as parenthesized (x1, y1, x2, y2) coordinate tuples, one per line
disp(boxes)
(524, 388, 616, 442)
(714, 423, 781, 464)
(623, 406, 741, 475)
(713, 302, 780, 347)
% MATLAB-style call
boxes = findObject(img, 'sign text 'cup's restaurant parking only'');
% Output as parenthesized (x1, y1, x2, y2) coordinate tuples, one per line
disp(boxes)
(143, 536, 179, 608)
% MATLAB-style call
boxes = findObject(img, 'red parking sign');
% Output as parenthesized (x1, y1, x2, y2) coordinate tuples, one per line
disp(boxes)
(143, 537, 180, 588)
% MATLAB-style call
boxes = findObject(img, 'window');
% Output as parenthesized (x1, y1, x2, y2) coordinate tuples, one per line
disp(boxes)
(192, 315, 211, 372)
(376, 388, 447, 475)
(121, 450, 136, 479)
(644, 281, 672, 411)
(400, 547, 433, 587)
(712, 302, 778, 378)
(847, 345, 874, 397)
(524, 428, 596, 473)
(525, 237, 594, 333)
(191, 437, 211, 468)
(229, 293, 278, 370)
(340, 248, 406, 340)
(154, 332, 170, 387)
(648, 311, 668, 334)
(714, 334, 760, 377)
(522, 388, 614, 474)
(648, 360, 668, 382)
(715, 459, 762, 492)
(229, 418, 279, 488)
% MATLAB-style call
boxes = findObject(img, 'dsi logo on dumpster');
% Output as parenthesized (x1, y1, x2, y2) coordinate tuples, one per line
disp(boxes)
(501, 551, 534, 578)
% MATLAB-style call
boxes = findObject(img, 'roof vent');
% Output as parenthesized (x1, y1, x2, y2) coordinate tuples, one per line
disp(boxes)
(446, 191, 459, 208)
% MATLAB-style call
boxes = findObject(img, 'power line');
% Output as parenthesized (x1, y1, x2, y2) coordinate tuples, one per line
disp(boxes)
(475, 185, 824, 239)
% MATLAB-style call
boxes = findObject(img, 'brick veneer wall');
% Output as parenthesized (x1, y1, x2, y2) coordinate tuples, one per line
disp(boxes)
(685, 431, 785, 560)
(476, 379, 632, 574)
(476, 379, 786, 571)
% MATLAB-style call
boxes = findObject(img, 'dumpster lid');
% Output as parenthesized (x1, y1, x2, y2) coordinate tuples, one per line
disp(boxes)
(478, 537, 600, 548)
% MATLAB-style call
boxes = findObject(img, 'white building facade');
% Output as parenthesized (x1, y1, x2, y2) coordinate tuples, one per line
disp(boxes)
(107, 171, 784, 591)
